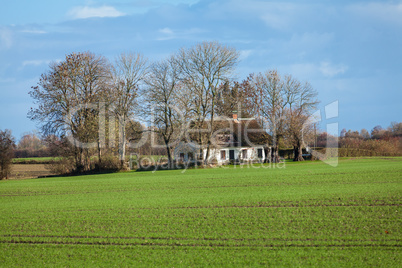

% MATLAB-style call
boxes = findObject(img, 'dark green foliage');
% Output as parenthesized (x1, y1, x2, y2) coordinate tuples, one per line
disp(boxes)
(0, 129, 15, 179)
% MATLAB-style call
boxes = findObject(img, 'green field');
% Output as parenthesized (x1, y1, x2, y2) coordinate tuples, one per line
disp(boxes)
(1, 158, 401, 266)
(12, 157, 59, 164)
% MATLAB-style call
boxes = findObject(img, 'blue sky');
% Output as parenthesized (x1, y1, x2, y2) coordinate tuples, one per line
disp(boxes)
(1, 0, 401, 140)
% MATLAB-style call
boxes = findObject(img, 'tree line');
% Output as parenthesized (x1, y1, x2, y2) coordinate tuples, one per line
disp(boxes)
(314, 122, 402, 157)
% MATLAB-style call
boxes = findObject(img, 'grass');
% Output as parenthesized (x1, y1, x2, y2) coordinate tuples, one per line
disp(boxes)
(12, 157, 59, 164)
(12, 155, 166, 165)
(0, 158, 401, 266)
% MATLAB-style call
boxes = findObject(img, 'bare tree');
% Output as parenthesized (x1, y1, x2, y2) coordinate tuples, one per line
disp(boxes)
(145, 56, 186, 167)
(0, 129, 15, 180)
(249, 70, 285, 163)
(175, 41, 239, 164)
(18, 132, 44, 151)
(283, 76, 319, 161)
(360, 129, 370, 140)
(371, 125, 383, 139)
(111, 52, 148, 168)
(15, 131, 48, 157)
(389, 122, 402, 137)
(248, 71, 318, 162)
(29, 52, 112, 172)
(215, 81, 253, 118)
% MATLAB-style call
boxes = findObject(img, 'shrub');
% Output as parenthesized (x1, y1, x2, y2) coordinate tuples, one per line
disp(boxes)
(339, 137, 402, 157)
(0, 130, 16, 180)
(97, 153, 121, 172)
(46, 157, 76, 176)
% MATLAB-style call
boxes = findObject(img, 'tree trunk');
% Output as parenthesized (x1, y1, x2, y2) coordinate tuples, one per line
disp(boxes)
(204, 141, 211, 165)
(166, 145, 172, 169)
(83, 148, 91, 171)
(271, 128, 280, 163)
(74, 138, 84, 173)
(119, 138, 126, 169)
(293, 141, 304, 161)
(271, 145, 280, 163)
(97, 140, 102, 171)
(119, 117, 127, 169)
(199, 134, 205, 164)
(0, 164, 5, 180)
(164, 136, 173, 169)
(205, 99, 215, 165)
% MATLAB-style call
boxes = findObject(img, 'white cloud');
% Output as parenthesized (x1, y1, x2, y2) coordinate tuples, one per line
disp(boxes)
(159, 27, 174, 35)
(289, 32, 334, 48)
(280, 61, 348, 80)
(209, 0, 304, 30)
(20, 29, 47, 34)
(68, 5, 125, 19)
(0, 27, 13, 50)
(0, 78, 15, 83)
(319, 61, 348, 77)
(22, 60, 51, 67)
(348, 2, 402, 26)
(239, 49, 253, 61)
(156, 27, 205, 41)
(259, 4, 298, 30)
(285, 63, 318, 79)
(260, 13, 289, 30)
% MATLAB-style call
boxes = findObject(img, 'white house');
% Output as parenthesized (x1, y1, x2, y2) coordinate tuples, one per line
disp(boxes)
(174, 141, 267, 164)
(174, 115, 271, 165)
(203, 145, 267, 164)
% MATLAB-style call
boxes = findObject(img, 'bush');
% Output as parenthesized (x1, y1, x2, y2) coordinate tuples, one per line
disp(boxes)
(46, 157, 76, 176)
(97, 153, 121, 172)
(339, 137, 402, 157)
(0, 130, 16, 180)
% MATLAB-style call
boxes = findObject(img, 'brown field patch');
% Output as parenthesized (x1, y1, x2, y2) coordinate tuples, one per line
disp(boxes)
(9, 164, 54, 179)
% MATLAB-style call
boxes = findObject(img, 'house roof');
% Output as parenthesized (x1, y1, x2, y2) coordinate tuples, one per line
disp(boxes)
(188, 117, 271, 148)
(218, 119, 271, 147)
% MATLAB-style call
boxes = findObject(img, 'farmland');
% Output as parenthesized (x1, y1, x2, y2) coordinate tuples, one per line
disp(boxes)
(8, 157, 57, 180)
(0, 158, 401, 266)
(8, 164, 54, 180)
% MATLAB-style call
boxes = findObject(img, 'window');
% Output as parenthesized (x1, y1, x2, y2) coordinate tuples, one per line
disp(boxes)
(242, 149, 247, 159)
(220, 150, 226, 160)
(257, 148, 263, 158)
(229, 150, 235, 160)
(188, 152, 193, 160)
(179, 153, 185, 161)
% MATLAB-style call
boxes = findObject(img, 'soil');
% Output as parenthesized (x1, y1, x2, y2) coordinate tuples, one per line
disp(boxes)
(9, 164, 54, 179)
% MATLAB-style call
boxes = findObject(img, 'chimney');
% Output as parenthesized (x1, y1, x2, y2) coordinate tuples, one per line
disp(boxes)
(232, 112, 239, 123)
